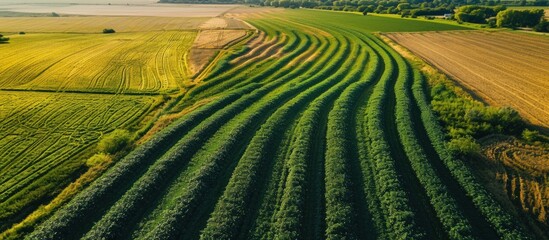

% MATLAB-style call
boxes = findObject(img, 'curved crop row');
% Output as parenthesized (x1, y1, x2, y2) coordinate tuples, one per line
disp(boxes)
(199, 32, 356, 240)
(80, 26, 325, 239)
(26, 84, 260, 240)
(410, 70, 532, 240)
(129, 21, 346, 240)
(273, 43, 368, 240)
(393, 58, 474, 239)
(19, 11, 538, 240)
(362, 35, 424, 239)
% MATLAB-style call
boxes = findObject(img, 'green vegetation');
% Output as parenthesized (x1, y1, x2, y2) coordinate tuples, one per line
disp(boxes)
(1, 7, 544, 240)
(455, 5, 506, 23)
(0, 92, 158, 233)
(102, 28, 116, 34)
(0, 16, 203, 238)
(282, 10, 471, 32)
(429, 77, 524, 154)
(496, 8, 545, 27)
(522, 129, 541, 142)
(0, 34, 8, 43)
(97, 129, 132, 154)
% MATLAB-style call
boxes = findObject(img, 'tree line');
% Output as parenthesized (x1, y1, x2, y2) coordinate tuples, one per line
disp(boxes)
(160, 0, 548, 31)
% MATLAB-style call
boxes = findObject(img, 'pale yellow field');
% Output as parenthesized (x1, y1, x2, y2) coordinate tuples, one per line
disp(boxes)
(0, 31, 196, 93)
(0, 3, 238, 17)
(0, 16, 208, 33)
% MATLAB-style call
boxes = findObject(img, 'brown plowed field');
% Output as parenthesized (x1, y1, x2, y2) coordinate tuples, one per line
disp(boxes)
(386, 31, 549, 129)
(472, 136, 549, 235)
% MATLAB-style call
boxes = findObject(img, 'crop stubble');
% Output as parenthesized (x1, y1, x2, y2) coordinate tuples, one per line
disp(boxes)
(386, 31, 549, 129)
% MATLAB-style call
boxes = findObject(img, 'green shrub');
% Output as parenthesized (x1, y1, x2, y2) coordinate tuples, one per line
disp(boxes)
(86, 153, 112, 167)
(522, 129, 540, 142)
(448, 137, 480, 155)
(102, 28, 116, 34)
(0, 34, 9, 43)
(97, 129, 131, 154)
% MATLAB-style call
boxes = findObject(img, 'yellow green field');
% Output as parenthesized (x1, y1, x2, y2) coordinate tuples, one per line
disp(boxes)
(0, 31, 195, 94)
(0, 11, 242, 232)
(0, 91, 161, 230)
(0, 16, 208, 33)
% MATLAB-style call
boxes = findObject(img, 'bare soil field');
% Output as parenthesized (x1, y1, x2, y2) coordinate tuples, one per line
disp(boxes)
(193, 29, 247, 48)
(188, 29, 249, 75)
(470, 136, 549, 236)
(387, 31, 549, 129)
(199, 17, 249, 29)
(223, 6, 284, 19)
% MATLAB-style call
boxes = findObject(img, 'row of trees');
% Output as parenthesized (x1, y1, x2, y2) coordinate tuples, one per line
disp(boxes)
(454, 6, 547, 31)
(454, 5, 506, 23)
(496, 9, 546, 28)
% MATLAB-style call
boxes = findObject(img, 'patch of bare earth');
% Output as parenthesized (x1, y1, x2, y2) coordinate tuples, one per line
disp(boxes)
(188, 18, 249, 76)
(468, 136, 549, 238)
(386, 31, 549, 129)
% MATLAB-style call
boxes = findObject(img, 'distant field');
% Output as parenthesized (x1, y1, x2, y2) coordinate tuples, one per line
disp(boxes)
(0, 3, 238, 17)
(387, 31, 549, 129)
(278, 9, 472, 32)
(0, 31, 195, 93)
(0, 16, 208, 32)
(0, 91, 159, 230)
(0, 0, 156, 4)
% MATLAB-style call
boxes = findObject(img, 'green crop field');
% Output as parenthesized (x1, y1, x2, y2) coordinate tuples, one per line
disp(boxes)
(0, 5, 545, 240)
(4, 8, 540, 240)
(0, 10, 203, 236)
(0, 91, 161, 232)
(283, 9, 472, 32)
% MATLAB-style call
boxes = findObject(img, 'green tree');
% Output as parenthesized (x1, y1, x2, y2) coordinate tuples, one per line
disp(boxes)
(496, 9, 544, 28)
(534, 19, 549, 32)
(397, 2, 410, 11)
